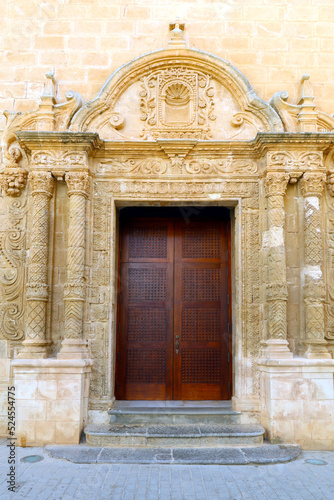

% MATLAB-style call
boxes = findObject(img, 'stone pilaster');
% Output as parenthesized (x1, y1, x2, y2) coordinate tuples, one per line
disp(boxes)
(301, 172, 330, 358)
(18, 171, 54, 358)
(58, 172, 90, 359)
(262, 172, 293, 358)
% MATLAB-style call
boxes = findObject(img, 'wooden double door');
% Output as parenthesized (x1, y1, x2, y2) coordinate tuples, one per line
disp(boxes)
(116, 208, 231, 400)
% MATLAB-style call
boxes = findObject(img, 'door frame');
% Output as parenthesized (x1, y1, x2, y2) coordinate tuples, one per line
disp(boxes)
(114, 204, 235, 401)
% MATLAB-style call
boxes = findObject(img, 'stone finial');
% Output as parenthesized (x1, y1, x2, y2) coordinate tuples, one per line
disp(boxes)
(297, 74, 318, 132)
(168, 18, 187, 48)
(42, 71, 56, 101)
(0, 145, 28, 197)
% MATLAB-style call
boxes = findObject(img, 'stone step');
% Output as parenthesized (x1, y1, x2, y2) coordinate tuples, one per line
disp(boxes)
(109, 407, 242, 425)
(46, 443, 301, 465)
(84, 423, 265, 448)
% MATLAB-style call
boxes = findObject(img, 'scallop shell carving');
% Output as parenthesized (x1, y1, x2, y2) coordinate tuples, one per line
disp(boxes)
(165, 83, 190, 106)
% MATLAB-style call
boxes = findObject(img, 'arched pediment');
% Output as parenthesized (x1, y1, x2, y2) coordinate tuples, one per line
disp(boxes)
(71, 38, 283, 140)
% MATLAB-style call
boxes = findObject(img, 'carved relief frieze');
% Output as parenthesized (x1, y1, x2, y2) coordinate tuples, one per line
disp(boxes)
(0, 196, 27, 341)
(31, 151, 88, 176)
(266, 151, 323, 172)
(95, 180, 258, 199)
(96, 157, 257, 177)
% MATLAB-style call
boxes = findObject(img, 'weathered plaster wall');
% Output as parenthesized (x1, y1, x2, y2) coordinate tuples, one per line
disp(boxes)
(1, 0, 334, 135)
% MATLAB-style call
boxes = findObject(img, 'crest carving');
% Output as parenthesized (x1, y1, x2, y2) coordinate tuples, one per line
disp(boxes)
(139, 67, 215, 140)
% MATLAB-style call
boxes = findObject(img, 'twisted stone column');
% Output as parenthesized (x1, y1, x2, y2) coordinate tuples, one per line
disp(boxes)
(58, 172, 90, 359)
(19, 171, 54, 358)
(301, 172, 330, 358)
(262, 172, 293, 358)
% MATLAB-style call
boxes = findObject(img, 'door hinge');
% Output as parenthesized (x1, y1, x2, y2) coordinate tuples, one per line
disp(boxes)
(227, 294, 230, 305)
(118, 323, 120, 334)
(228, 352, 230, 363)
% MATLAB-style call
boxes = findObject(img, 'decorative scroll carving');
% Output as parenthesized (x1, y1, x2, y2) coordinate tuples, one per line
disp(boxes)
(0, 198, 27, 340)
(1, 72, 82, 153)
(139, 67, 216, 140)
(267, 151, 323, 172)
(0, 146, 27, 197)
(270, 77, 334, 133)
(96, 158, 257, 177)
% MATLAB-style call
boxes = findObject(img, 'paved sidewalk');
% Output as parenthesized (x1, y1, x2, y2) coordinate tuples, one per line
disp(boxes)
(0, 441, 334, 499)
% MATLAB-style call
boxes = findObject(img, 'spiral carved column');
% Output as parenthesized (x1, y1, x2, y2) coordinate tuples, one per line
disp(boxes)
(19, 171, 54, 358)
(301, 172, 330, 358)
(262, 172, 293, 358)
(58, 172, 90, 359)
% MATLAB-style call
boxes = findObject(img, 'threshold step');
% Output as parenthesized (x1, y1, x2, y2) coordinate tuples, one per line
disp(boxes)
(109, 407, 242, 425)
(46, 444, 301, 465)
(84, 423, 265, 448)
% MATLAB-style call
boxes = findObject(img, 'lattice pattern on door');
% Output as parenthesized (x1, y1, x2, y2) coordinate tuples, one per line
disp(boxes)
(181, 349, 221, 383)
(126, 349, 166, 383)
(128, 268, 167, 301)
(181, 308, 221, 342)
(129, 225, 168, 259)
(127, 307, 167, 341)
(182, 225, 220, 259)
(182, 269, 221, 301)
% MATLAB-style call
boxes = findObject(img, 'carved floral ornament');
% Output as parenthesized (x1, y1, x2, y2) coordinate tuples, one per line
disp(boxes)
(96, 157, 258, 177)
(264, 172, 290, 197)
(0, 146, 27, 197)
(301, 172, 326, 197)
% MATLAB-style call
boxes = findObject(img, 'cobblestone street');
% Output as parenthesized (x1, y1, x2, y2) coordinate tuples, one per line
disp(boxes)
(0, 441, 333, 500)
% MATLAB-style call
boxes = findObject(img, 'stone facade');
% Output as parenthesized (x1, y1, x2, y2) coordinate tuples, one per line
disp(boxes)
(1, 12, 334, 449)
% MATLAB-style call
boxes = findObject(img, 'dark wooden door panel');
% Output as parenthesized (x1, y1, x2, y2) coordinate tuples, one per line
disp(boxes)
(116, 213, 231, 401)
(173, 220, 229, 400)
(117, 220, 174, 400)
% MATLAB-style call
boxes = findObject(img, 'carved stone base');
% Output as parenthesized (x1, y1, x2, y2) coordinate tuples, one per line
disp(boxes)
(57, 339, 90, 359)
(303, 339, 331, 359)
(260, 339, 293, 360)
(17, 339, 52, 359)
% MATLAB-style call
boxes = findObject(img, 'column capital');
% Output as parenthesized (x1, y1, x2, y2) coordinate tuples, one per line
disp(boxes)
(65, 171, 90, 197)
(264, 172, 289, 197)
(28, 171, 54, 197)
(301, 171, 326, 197)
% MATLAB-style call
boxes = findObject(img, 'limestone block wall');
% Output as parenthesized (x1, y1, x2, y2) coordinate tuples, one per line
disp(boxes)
(1, 0, 334, 136)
